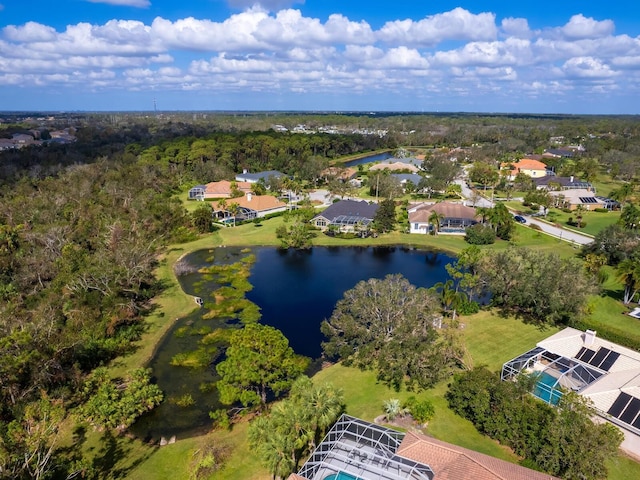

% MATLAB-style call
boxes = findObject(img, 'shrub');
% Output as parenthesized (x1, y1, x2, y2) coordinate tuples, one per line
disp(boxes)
(465, 224, 496, 245)
(458, 299, 480, 315)
(567, 218, 587, 228)
(383, 398, 402, 420)
(403, 396, 435, 424)
(594, 208, 609, 213)
(209, 409, 232, 430)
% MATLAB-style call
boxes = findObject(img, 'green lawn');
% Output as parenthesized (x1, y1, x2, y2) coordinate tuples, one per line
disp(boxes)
(95, 210, 639, 480)
(507, 200, 620, 237)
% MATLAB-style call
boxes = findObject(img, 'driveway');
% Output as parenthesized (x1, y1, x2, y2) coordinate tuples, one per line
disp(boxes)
(454, 179, 494, 208)
(520, 216, 594, 246)
(454, 179, 593, 245)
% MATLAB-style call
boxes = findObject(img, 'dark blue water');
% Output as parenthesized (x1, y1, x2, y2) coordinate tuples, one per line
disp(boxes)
(343, 151, 394, 167)
(246, 246, 452, 358)
(132, 246, 451, 440)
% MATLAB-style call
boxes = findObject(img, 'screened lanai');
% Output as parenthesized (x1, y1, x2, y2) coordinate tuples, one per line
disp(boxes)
(329, 215, 373, 231)
(436, 216, 477, 233)
(296, 415, 434, 480)
(501, 347, 604, 405)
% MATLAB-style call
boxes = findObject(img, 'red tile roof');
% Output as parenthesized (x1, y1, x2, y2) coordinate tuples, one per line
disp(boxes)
(398, 432, 558, 480)
(230, 193, 287, 212)
(204, 180, 252, 197)
(408, 201, 478, 223)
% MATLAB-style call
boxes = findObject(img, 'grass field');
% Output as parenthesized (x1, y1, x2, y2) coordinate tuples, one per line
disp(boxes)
(96, 206, 640, 480)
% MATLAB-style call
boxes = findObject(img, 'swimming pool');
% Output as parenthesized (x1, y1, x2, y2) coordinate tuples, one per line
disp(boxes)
(533, 371, 563, 405)
(324, 472, 361, 480)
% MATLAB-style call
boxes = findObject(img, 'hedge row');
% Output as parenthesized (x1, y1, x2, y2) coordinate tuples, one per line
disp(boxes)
(571, 318, 640, 352)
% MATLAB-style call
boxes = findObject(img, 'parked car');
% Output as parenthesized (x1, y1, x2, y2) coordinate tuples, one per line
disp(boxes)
(514, 215, 527, 224)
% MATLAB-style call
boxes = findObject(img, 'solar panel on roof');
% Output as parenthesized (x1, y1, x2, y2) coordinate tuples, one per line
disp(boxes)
(590, 348, 610, 368)
(599, 351, 620, 372)
(576, 347, 596, 363)
(619, 398, 640, 425)
(579, 197, 597, 204)
(632, 414, 640, 430)
(608, 392, 632, 417)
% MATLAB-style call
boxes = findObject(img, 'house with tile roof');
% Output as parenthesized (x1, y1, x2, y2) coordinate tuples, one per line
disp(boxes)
(369, 158, 422, 173)
(212, 192, 288, 222)
(188, 180, 252, 200)
(408, 201, 479, 235)
(534, 175, 594, 192)
(289, 414, 558, 480)
(548, 188, 605, 211)
(500, 158, 548, 181)
(321, 166, 358, 182)
(502, 327, 640, 458)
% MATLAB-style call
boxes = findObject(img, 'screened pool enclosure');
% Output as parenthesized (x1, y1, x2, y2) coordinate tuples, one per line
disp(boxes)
(501, 346, 604, 405)
(296, 415, 434, 480)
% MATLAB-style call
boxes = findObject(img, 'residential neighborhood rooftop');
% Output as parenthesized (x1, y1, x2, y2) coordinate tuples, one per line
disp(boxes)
(291, 415, 558, 480)
(502, 328, 640, 456)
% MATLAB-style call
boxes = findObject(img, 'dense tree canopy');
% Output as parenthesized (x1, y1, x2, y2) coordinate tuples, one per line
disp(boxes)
(0, 111, 638, 478)
(321, 274, 462, 390)
(216, 323, 309, 408)
(372, 198, 397, 233)
(447, 367, 623, 480)
(582, 224, 640, 266)
(248, 376, 344, 479)
(476, 247, 595, 324)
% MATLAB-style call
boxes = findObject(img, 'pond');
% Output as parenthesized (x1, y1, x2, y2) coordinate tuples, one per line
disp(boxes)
(343, 151, 394, 167)
(131, 246, 453, 441)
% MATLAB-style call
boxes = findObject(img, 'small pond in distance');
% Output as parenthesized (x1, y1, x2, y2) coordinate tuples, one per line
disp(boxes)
(342, 151, 394, 167)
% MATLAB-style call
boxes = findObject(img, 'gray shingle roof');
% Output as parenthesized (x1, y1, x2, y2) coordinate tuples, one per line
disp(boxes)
(314, 199, 379, 222)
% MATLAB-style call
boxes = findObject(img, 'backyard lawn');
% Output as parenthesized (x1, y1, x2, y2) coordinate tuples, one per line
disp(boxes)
(105, 210, 639, 480)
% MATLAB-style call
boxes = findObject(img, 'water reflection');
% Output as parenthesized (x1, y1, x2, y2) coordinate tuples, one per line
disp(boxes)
(132, 246, 452, 440)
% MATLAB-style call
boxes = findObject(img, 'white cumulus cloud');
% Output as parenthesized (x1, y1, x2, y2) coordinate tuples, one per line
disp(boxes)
(561, 14, 615, 39)
(501, 18, 531, 39)
(562, 56, 618, 78)
(227, 0, 304, 11)
(0, 7, 637, 111)
(378, 8, 497, 46)
(3, 22, 57, 42)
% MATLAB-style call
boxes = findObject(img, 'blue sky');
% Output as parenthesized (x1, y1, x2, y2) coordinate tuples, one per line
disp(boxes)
(1, 0, 639, 113)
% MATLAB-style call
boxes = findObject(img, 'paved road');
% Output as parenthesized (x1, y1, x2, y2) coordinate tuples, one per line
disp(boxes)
(454, 179, 594, 245)
(455, 179, 494, 208)
(517, 216, 594, 246)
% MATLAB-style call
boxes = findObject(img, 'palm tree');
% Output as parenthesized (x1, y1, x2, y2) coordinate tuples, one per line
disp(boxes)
(428, 210, 445, 235)
(475, 206, 491, 224)
(618, 256, 640, 305)
(610, 182, 634, 203)
(228, 202, 240, 227)
(487, 203, 514, 239)
(248, 415, 297, 480)
(216, 198, 228, 220)
(575, 204, 585, 229)
(288, 376, 344, 450)
(432, 279, 467, 321)
(383, 398, 403, 421)
(445, 183, 462, 199)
